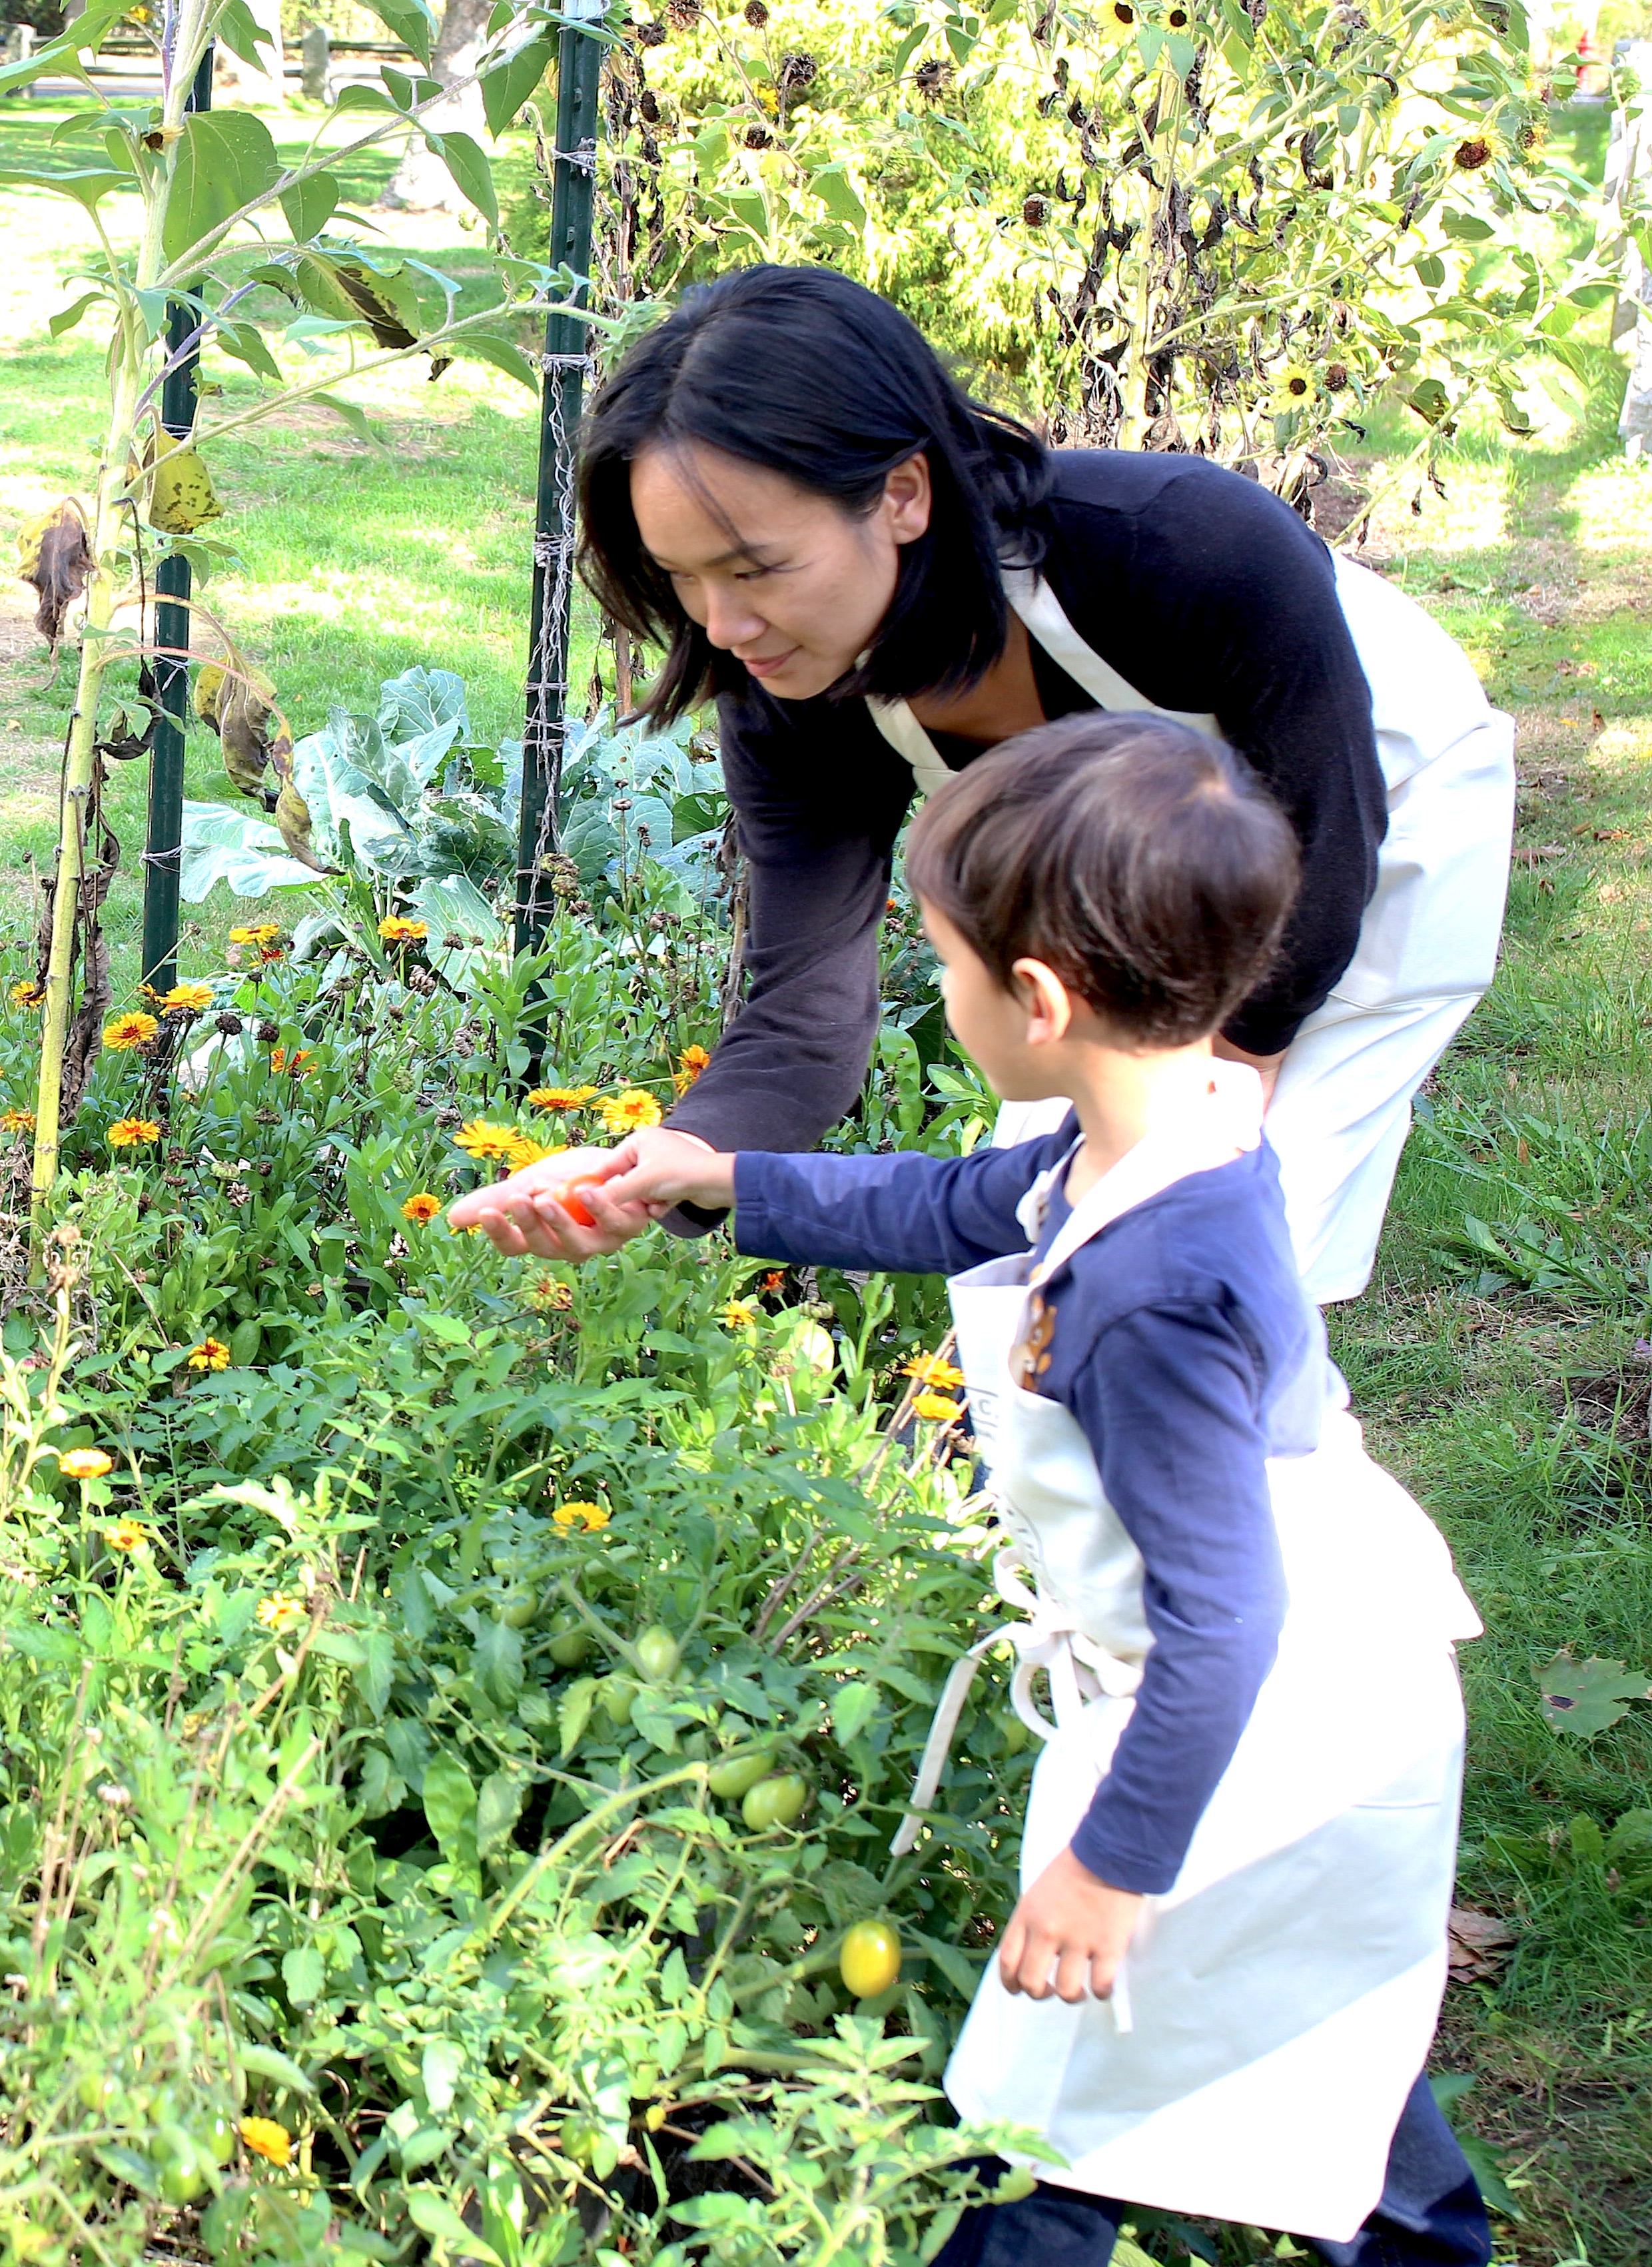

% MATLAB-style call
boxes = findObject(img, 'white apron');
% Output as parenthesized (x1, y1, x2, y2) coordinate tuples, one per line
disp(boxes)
(867, 556, 1517, 1304)
(897, 1069, 1481, 2242)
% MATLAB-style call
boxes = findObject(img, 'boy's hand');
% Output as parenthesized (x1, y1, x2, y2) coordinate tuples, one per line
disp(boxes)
(446, 1130, 735, 1260)
(998, 1847, 1142, 2005)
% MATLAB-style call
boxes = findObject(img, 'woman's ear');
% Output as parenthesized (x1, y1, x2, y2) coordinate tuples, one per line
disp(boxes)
(883, 452, 933, 546)
(1011, 957, 1074, 1046)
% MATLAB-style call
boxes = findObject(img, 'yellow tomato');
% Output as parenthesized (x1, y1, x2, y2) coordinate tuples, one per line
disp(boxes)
(839, 1919, 902, 2000)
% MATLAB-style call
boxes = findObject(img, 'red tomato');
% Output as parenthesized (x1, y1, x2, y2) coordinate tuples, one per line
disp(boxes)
(556, 1175, 602, 1228)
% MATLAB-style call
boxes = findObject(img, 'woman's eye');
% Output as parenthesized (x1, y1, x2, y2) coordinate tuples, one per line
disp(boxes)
(733, 565, 771, 582)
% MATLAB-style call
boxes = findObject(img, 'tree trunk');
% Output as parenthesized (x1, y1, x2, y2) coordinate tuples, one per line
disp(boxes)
(380, 0, 491, 214)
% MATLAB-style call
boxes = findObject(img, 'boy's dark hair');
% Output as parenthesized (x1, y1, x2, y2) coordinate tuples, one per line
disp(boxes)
(905, 715, 1300, 1047)
(578, 264, 1050, 724)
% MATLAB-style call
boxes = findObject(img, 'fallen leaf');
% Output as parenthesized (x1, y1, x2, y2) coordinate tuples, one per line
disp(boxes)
(1447, 1905, 1517, 1980)
(1537, 1649, 1652, 1739)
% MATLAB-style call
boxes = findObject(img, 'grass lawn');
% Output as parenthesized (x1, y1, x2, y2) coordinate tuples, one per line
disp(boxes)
(2, 94, 1651, 2267)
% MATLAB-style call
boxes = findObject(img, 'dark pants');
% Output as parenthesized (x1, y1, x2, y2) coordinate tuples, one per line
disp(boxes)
(932, 2076, 1491, 2267)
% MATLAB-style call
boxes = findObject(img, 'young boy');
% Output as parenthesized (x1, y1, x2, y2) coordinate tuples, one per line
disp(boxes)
(452, 715, 1490, 2266)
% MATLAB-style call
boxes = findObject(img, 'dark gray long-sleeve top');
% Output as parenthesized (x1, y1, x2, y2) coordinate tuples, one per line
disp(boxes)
(668, 452, 1385, 1160)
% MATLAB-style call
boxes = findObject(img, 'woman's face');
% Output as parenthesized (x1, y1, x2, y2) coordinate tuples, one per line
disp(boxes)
(629, 442, 931, 701)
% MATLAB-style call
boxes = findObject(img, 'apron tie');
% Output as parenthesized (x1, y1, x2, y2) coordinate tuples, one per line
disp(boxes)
(889, 1548, 1144, 1861)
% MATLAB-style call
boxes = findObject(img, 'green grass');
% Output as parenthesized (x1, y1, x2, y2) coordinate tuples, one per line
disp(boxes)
(3, 93, 1652, 2267)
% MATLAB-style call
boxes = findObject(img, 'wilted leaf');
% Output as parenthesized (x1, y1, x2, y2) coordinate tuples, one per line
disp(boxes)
(1446, 1905, 1517, 1980)
(17, 500, 93, 648)
(147, 440, 222, 535)
(195, 658, 286, 797)
(1537, 1649, 1652, 1739)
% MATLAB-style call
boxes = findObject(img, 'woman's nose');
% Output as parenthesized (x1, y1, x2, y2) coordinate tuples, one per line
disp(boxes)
(701, 582, 766, 651)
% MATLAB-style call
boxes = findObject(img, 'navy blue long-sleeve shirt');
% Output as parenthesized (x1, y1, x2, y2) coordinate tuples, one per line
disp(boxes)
(733, 1121, 1334, 1895)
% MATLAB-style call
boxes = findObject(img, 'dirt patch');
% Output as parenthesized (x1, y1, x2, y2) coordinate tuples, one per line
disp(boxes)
(0, 582, 45, 668)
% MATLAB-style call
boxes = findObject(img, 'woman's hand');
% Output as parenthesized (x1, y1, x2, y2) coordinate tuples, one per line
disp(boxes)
(997, 1847, 1142, 2005)
(446, 1129, 735, 1261)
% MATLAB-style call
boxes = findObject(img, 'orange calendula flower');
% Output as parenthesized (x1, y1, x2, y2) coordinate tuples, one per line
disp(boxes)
(9, 980, 43, 1008)
(671, 1044, 711, 1095)
(1, 1107, 34, 1134)
(378, 915, 428, 945)
(228, 924, 280, 947)
(187, 1338, 230, 1372)
(105, 1518, 147, 1553)
(109, 1117, 161, 1148)
(254, 1595, 305, 1635)
(903, 1352, 965, 1392)
(402, 1192, 441, 1224)
(102, 1011, 160, 1052)
(913, 1392, 965, 1423)
(761, 1270, 786, 1292)
(270, 1048, 312, 1077)
(239, 2116, 292, 2166)
(552, 1501, 610, 1532)
(597, 1089, 663, 1134)
(452, 1120, 520, 1163)
(162, 982, 213, 1013)
(721, 1299, 757, 1330)
(527, 1086, 598, 1112)
(59, 1448, 114, 1480)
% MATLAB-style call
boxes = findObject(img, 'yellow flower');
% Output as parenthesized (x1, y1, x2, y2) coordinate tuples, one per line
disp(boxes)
(1, 1107, 35, 1133)
(9, 979, 43, 1008)
(504, 1133, 562, 1170)
(378, 915, 429, 945)
(58, 1448, 114, 1480)
(597, 1089, 663, 1134)
(402, 1192, 440, 1223)
(105, 1518, 147, 1553)
(1098, 0, 1135, 31)
(903, 1352, 964, 1392)
(238, 2115, 291, 2166)
(102, 1011, 160, 1052)
(526, 1274, 574, 1311)
(187, 1338, 230, 1372)
(254, 1594, 305, 1635)
(528, 1086, 599, 1112)
(721, 1299, 757, 1330)
(162, 982, 213, 1013)
(228, 924, 281, 947)
(552, 1501, 610, 1531)
(109, 1117, 161, 1148)
(671, 1044, 711, 1095)
(452, 1120, 520, 1163)
(1271, 363, 1314, 412)
(913, 1392, 965, 1423)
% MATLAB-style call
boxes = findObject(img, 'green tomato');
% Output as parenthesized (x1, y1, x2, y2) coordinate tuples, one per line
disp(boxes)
(635, 1625, 681, 1684)
(597, 1673, 638, 1723)
(707, 1747, 777, 1801)
(741, 1772, 811, 1831)
(839, 1919, 903, 2000)
(157, 2138, 205, 2205)
(548, 1623, 592, 1669)
(1001, 1714, 1032, 1755)
(77, 2070, 115, 2112)
(497, 1586, 540, 1629)
(228, 1318, 262, 1367)
(203, 2113, 237, 2167)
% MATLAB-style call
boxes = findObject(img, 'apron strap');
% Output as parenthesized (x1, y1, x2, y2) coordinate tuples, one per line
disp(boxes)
(864, 573, 1220, 800)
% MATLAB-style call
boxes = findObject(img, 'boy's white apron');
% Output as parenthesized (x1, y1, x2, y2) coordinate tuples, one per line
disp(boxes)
(901, 1070, 1481, 2242)
(867, 556, 1517, 1304)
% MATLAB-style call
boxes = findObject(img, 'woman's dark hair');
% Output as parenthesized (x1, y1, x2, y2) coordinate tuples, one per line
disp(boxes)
(578, 264, 1050, 722)
(906, 715, 1300, 1047)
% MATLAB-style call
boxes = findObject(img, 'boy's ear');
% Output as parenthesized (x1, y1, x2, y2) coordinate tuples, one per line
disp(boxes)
(1011, 957, 1074, 1045)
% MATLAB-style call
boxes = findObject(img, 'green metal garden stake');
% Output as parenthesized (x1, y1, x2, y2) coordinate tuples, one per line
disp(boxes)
(514, 0, 606, 959)
(140, 42, 214, 997)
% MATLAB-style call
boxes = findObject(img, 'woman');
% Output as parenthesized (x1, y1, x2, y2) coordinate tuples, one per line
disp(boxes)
(495, 264, 1513, 1302)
